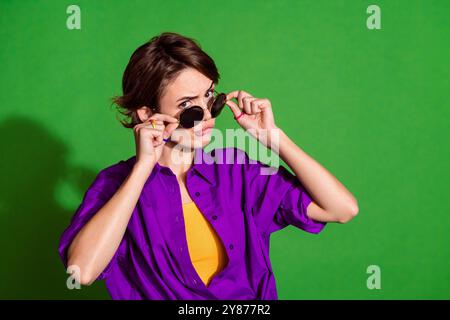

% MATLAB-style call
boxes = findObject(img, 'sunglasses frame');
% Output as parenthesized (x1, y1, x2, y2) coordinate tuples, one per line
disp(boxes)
(150, 89, 227, 129)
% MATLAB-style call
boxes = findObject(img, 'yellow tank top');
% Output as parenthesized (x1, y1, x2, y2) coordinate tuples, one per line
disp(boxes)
(182, 201, 227, 286)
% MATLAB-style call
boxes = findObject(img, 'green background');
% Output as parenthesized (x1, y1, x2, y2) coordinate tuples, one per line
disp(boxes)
(0, 0, 448, 299)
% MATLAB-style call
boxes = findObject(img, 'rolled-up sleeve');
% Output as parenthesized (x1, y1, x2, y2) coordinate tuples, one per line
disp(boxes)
(58, 163, 127, 281)
(240, 148, 326, 235)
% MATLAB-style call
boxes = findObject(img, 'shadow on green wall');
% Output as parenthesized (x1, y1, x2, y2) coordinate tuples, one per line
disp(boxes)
(0, 117, 110, 299)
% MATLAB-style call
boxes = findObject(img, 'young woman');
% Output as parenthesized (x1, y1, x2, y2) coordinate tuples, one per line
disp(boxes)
(58, 32, 359, 300)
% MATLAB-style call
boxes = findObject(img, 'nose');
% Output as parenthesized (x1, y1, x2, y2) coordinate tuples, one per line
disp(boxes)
(200, 98, 213, 121)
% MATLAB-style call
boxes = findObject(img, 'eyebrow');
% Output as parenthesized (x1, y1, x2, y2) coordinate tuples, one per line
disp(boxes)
(176, 81, 214, 103)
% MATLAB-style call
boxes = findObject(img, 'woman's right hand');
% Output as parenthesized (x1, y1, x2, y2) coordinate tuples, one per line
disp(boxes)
(133, 113, 179, 168)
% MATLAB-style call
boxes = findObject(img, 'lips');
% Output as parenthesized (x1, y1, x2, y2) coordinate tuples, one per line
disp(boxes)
(201, 124, 214, 133)
(194, 123, 214, 136)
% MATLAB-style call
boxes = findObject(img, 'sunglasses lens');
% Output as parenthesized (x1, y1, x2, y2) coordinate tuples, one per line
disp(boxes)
(211, 93, 227, 118)
(179, 106, 204, 128)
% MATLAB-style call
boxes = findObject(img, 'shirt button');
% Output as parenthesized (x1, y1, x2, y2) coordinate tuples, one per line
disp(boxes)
(229, 244, 234, 250)
(195, 192, 200, 197)
(175, 216, 179, 223)
(192, 279, 197, 285)
(179, 247, 183, 253)
(212, 215, 218, 220)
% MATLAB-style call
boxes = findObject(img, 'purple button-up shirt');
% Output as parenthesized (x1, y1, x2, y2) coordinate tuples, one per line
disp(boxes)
(58, 147, 326, 299)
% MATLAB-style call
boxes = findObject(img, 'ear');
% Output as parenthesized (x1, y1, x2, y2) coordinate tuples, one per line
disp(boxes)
(136, 106, 155, 122)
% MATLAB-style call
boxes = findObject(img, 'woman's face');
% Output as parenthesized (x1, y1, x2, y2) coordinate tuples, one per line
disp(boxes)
(156, 67, 216, 150)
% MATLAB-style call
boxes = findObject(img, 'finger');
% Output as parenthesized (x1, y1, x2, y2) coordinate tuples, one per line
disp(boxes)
(134, 120, 157, 133)
(138, 126, 164, 139)
(160, 122, 179, 144)
(251, 99, 264, 114)
(133, 123, 149, 135)
(145, 123, 165, 131)
(142, 121, 165, 130)
(227, 89, 253, 99)
(243, 97, 256, 115)
(163, 123, 180, 142)
(250, 100, 259, 115)
(163, 122, 180, 138)
(226, 90, 240, 100)
(146, 117, 163, 123)
(225, 99, 241, 118)
(226, 90, 252, 104)
(133, 122, 145, 131)
(257, 98, 271, 108)
(150, 114, 179, 124)
(145, 118, 164, 126)
(151, 133, 163, 148)
(155, 133, 163, 144)
(237, 91, 254, 115)
(237, 91, 245, 114)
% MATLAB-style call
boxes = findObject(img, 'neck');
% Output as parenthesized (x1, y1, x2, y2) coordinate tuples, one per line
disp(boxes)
(157, 143, 196, 177)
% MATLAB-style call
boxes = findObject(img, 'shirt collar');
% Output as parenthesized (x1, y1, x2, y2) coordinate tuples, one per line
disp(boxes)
(125, 147, 216, 186)
(191, 147, 216, 185)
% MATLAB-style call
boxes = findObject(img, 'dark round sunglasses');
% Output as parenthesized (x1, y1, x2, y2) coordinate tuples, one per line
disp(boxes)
(151, 90, 227, 129)
(177, 90, 227, 129)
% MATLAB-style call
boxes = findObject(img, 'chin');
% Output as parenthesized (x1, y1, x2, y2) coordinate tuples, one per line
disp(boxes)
(192, 134, 212, 149)
(199, 136, 212, 148)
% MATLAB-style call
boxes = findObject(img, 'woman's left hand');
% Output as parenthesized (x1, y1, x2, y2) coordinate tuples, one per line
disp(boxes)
(225, 90, 279, 141)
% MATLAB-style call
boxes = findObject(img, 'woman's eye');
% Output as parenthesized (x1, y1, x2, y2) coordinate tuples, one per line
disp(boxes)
(180, 101, 190, 109)
(206, 89, 214, 98)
